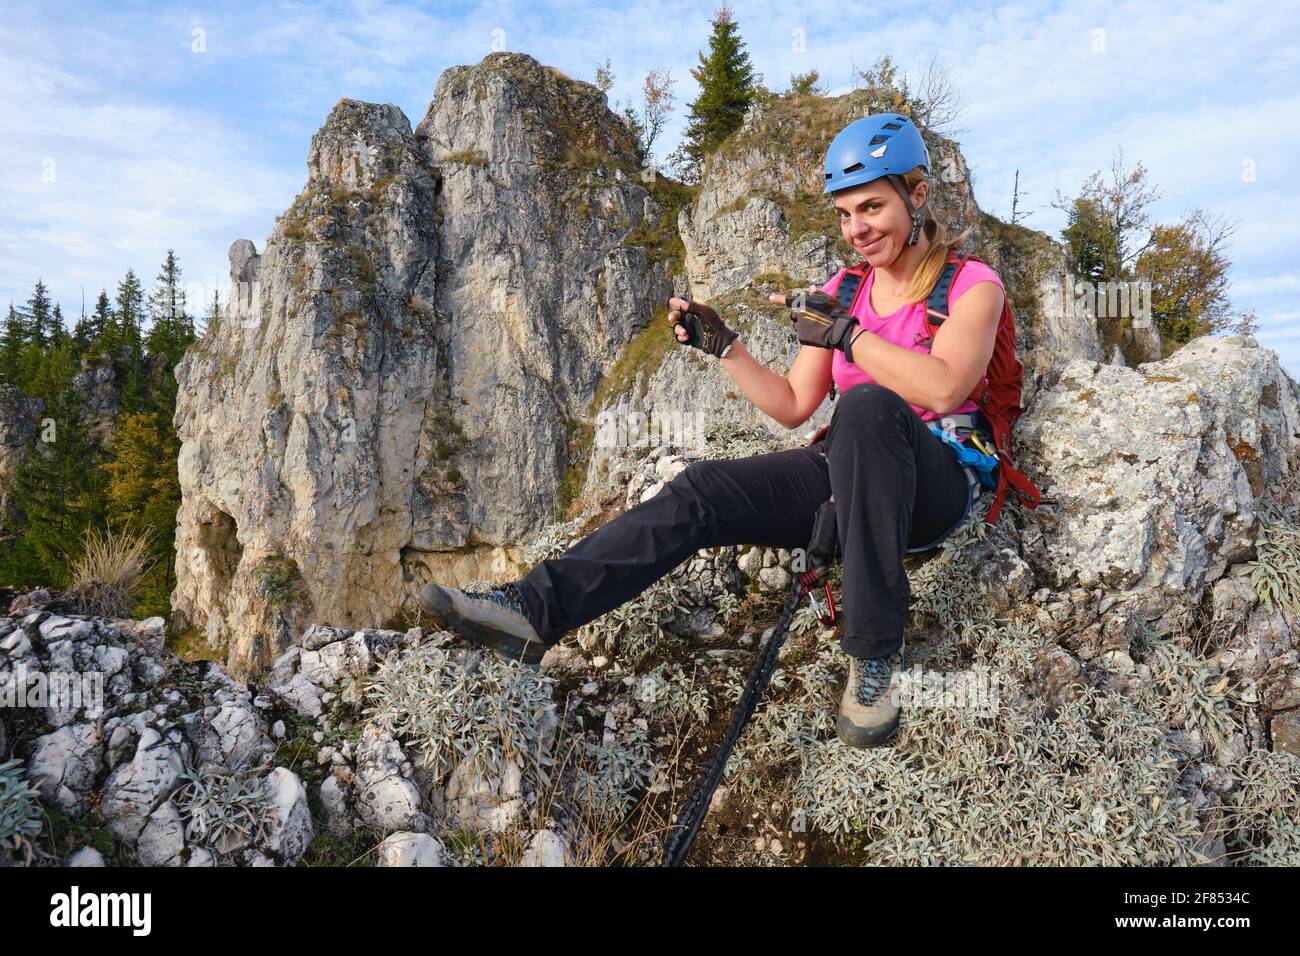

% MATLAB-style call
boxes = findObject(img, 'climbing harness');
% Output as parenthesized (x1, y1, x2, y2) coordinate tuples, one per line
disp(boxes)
(661, 497, 839, 867)
(909, 411, 998, 553)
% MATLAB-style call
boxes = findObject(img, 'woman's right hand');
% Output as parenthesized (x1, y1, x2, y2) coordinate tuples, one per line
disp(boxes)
(667, 296, 738, 358)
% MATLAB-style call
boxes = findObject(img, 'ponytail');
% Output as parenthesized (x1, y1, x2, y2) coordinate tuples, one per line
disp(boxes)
(898, 166, 973, 305)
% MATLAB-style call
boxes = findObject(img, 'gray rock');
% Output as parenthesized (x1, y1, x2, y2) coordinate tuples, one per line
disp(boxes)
(262, 767, 314, 865)
(170, 53, 672, 681)
(137, 801, 186, 866)
(519, 829, 569, 867)
(319, 773, 354, 838)
(376, 831, 444, 866)
(1017, 339, 1297, 615)
(27, 723, 104, 814)
(445, 756, 523, 832)
(100, 728, 187, 843)
(355, 728, 427, 832)
(181, 697, 275, 771)
(65, 846, 106, 867)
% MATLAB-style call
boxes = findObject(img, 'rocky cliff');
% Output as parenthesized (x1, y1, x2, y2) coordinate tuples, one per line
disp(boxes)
(170, 56, 674, 678)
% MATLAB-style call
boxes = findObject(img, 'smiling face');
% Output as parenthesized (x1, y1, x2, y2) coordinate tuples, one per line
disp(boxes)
(833, 176, 928, 266)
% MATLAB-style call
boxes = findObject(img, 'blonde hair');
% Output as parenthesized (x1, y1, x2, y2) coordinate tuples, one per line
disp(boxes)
(895, 166, 973, 305)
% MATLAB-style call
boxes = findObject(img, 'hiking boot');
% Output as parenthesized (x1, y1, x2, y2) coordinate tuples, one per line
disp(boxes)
(416, 581, 547, 665)
(837, 640, 904, 748)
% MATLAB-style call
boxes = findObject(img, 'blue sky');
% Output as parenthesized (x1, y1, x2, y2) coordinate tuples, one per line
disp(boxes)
(2, 0, 1297, 376)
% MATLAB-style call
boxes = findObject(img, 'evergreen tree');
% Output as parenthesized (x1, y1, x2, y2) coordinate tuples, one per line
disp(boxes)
(25, 279, 52, 350)
(2, 384, 108, 587)
(112, 269, 148, 415)
(114, 269, 145, 352)
(1060, 195, 1109, 284)
(141, 251, 198, 423)
(50, 303, 68, 350)
(0, 303, 26, 387)
(145, 249, 193, 363)
(673, 4, 755, 179)
(82, 290, 113, 351)
(103, 410, 181, 616)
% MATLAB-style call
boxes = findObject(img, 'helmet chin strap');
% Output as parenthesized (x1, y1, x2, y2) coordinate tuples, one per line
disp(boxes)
(887, 174, 928, 246)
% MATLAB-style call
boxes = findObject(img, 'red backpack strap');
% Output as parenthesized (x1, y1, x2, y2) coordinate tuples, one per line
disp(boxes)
(980, 413, 1042, 522)
(921, 250, 1041, 521)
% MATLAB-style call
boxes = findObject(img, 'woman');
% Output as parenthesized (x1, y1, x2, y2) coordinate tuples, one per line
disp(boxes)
(418, 113, 1007, 749)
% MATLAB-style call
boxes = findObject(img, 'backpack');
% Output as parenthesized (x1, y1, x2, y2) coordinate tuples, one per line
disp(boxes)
(807, 249, 1042, 524)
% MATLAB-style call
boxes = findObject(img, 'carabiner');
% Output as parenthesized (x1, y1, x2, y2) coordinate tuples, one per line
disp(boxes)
(806, 582, 836, 626)
(969, 431, 997, 459)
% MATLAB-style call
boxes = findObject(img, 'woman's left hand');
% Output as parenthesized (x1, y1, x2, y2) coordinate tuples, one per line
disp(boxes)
(769, 288, 859, 352)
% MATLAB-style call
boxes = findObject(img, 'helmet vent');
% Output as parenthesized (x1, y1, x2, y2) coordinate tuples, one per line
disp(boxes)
(868, 134, 889, 145)
(842, 162, 864, 174)
(882, 122, 902, 130)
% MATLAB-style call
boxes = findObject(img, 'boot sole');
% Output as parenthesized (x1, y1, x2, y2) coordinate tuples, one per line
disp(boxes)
(417, 584, 546, 666)
(835, 712, 901, 749)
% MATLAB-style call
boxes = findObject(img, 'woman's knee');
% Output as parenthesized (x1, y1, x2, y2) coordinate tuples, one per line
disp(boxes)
(668, 458, 719, 498)
(832, 382, 911, 428)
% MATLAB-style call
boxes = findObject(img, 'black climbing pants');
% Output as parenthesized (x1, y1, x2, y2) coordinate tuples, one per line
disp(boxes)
(514, 382, 976, 660)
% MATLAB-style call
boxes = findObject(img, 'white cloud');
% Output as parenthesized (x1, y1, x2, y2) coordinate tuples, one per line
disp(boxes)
(0, 12, 302, 315)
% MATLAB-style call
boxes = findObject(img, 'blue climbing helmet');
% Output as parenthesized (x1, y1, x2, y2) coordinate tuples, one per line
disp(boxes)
(823, 113, 931, 245)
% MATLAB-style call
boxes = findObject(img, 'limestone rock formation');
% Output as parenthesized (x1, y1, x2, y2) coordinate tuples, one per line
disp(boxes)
(0, 385, 42, 517)
(170, 55, 672, 679)
(1016, 336, 1300, 634)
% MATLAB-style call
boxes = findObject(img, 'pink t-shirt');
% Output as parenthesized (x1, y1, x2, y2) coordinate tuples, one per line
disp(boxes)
(820, 259, 1005, 422)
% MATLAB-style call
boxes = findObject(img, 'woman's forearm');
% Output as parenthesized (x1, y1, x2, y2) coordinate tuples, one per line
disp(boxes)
(847, 329, 956, 412)
(718, 340, 802, 428)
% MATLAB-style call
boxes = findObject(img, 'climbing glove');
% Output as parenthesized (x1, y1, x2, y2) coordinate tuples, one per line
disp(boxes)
(667, 297, 738, 358)
(785, 289, 863, 362)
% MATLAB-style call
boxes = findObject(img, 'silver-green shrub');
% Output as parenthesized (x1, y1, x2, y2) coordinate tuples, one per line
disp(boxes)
(0, 758, 43, 861)
(168, 762, 276, 857)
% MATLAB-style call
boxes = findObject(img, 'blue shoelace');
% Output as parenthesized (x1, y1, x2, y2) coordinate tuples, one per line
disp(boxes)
(467, 582, 529, 619)
(854, 654, 896, 706)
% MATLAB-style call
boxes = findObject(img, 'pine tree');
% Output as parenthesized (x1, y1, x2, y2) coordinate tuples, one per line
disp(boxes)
(50, 303, 68, 350)
(114, 269, 145, 353)
(25, 279, 52, 350)
(1060, 196, 1109, 284)
(145, 249, 192, 363)
(0, 303, 26, 387)
(103, 410, 180, 616)
(84, 290, 112, 350)
(112, 269, 148, 415)
(3, 386, 108, 587)
(674, 4, 755, 178)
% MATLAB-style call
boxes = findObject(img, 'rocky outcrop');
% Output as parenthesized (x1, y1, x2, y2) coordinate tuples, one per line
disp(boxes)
(0, 385, 42, 517)
(1017, 336, 1300, 623)
(70, 353, 120, 450)
(170, 55, 674, 679)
